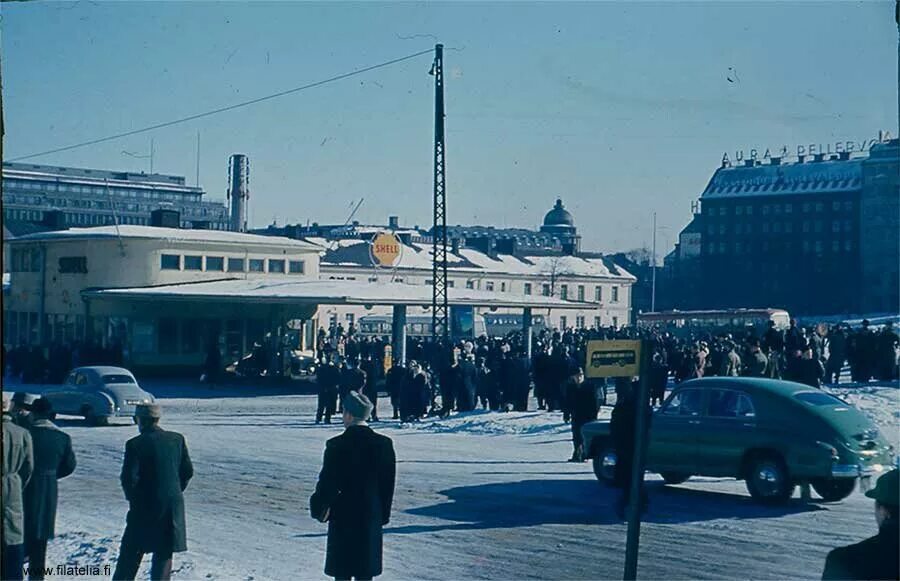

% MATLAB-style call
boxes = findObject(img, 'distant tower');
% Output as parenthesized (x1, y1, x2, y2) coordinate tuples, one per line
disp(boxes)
(227, 154, 249, 232)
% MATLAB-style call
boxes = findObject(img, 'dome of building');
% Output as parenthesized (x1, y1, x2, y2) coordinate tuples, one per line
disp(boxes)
(543, 198, 575, 228)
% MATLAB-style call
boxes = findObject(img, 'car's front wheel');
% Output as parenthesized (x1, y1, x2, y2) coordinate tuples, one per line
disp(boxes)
(661, 472, 691, 485)
(746, 453, 794, 504)
(592, 441, 617, 485)
(811, 478, 856, 502)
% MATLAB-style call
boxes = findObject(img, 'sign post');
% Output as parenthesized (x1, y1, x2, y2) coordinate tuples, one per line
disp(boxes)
(585, 339, 651, 580)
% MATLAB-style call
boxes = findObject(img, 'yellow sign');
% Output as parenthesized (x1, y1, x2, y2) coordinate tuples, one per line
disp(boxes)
(585, 340, 643, 378)
(370, 232, 402, 267)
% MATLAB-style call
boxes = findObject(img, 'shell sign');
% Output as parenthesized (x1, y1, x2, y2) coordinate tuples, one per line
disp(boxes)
(370, 232, 402, 268)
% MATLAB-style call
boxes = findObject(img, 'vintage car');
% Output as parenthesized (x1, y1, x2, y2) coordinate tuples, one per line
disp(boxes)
(42, 366, 155, 425)
(582, 377, 894, 504)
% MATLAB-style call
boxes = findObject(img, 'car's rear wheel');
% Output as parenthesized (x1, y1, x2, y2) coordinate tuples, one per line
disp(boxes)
(811, 478, 856, 502)
(661, 472, 691, 485)
(82, 406, 108, 427)
(592, 441, 617, 485)
(746, 454, 794, 504)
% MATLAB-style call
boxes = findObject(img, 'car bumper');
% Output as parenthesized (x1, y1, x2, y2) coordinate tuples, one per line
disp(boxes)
(832, 462, 891, 479)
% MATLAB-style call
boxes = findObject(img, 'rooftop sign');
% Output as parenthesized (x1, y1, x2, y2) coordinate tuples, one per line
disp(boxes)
(721, 131, 892, 167)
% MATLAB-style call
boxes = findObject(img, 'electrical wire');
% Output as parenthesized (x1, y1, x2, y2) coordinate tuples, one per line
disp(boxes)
(10, 47, 435, 162)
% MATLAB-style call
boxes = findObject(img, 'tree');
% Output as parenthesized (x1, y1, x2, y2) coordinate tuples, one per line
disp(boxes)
(540, 255, 576, 298)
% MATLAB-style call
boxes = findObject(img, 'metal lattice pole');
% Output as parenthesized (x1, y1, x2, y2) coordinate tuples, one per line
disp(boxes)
(431, 44, 449, 342)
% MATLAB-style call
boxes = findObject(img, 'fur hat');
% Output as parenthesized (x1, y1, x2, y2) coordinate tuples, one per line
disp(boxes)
(343, 391, 374, 421)
(134, 403, 162, 419)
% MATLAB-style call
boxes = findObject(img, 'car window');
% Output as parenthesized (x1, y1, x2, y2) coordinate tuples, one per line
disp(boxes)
(65, 372, 77, 385)
(662, 389, 704, 416)
(795, 392, 845, 406)
(708, 389, 756, 419)
(74, 373, 89, 386)
(102, 374, 135, 384)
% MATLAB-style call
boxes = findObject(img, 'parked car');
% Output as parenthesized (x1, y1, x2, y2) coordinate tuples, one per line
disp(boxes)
(582, 377, 894, 504)
(42, 366, 155, 426)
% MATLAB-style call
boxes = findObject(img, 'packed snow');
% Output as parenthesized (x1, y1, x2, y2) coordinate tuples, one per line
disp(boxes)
(4, 379, 898, 580)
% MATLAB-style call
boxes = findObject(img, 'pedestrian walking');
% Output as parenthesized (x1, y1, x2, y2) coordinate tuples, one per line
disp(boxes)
(2, 393, 34, 581)
(823, 469, 898, 580)
(113, 404, 193, 581)
(457, 354, 477, 412)
(565, 368, 599, 462)
(743, 339, 768, 378)
(310, 391, 396, 581)
(316, 359, 340, 424)
(23, 399, 76, 580)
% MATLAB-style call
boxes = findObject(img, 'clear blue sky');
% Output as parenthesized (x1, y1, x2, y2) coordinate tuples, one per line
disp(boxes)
(3, 1, 897, 254)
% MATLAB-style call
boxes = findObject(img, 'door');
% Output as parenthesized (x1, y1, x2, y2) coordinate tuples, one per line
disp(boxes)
(694, 388, 758, 477)
(649, 388, 707, 474)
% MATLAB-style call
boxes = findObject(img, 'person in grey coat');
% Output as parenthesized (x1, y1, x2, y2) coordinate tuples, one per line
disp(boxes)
(24, 398, 77, 580)
(113, 404, 193, 581)
(2, 393, 34, 581)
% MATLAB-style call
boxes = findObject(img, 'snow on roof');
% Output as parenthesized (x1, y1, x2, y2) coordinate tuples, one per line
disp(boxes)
(82, 278, 590, 309)
(10, 225, 322, 251)
(702, 158, 863, 199)
(307, 237, 634, 281)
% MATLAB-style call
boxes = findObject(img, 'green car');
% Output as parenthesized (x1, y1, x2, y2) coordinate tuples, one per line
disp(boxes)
(582, 377, 895, 504)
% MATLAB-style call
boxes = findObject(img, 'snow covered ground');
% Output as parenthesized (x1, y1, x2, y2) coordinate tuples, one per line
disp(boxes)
(5, 379, 898, 580)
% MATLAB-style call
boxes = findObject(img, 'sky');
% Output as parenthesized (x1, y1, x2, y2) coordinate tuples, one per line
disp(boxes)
(3, 1, 897, 255)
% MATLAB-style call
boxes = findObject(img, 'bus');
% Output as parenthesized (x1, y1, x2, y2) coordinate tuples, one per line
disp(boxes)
(637, 308, 790, 335)
(358, 307, 488, 341)
(482, 313, 548, 338)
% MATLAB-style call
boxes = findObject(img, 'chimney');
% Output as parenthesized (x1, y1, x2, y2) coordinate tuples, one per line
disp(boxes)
(813, 153, 825, 162)
(744, 160, 754, 167)
(42, 210, 68, 231)
(388, 216, 399, 230)
(451, 238, 460, 254)
(151, 208, 181, 228)
(839, 151, 851, 161)
(770, 157, 782, 166)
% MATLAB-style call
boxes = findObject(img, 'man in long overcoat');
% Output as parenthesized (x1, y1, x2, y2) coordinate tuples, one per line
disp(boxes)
(24, 398, 77, 580)
(113, 404, 193, 581)
(3, 394, 34, 581)
(310, 391, 396, 580)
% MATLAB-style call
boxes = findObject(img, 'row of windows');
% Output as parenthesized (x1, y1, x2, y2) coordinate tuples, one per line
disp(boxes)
(458, 279, 620, 303)
(558, 315, 619, 330)
(160, 254, 305, 274)
(706, 240, 854, 254)
(706, 200, 854, 217)
(3, 208, 229, 229)
(708, 219, 854, 236)
(4, 179, 201, 203)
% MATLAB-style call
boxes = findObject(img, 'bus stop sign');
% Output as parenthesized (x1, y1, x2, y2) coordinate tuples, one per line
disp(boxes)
(585, 340, 642, 378)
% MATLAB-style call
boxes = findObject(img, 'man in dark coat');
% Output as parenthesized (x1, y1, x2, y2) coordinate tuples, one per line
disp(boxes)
(876, 322, 899, 381)
(823, 469, 899, 580)
(113, 404, 193, 581)
(439, 354, 461, 418)
(649, 352, 669, 407)
(743, 339, 769, 378)
(825, 326, 847, 385)
(24, 398, 77, 580)
(565, 368, 598, 462)
(310, 391, 396, 581)
(796, 345, 826, 389)
(316, 360, 341, 424)
(2, 394, 34, 581)
(457, 354, 478, 412)
(385, 363, 406, 420)
(361, 356, 381, 422)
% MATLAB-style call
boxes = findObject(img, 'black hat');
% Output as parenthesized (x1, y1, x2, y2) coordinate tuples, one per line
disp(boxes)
(865, 469, 899, 507)
(30, 397, 54, 417)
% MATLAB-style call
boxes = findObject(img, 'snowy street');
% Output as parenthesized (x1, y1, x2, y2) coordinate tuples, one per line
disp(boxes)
(16, 381, 898, 580)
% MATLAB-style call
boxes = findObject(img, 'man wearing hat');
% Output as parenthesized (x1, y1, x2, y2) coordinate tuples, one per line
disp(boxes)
(24, 398, 77, 580)
(823, 469, 899, 580)
(113, 404, 193, 581)
(2, 393, 34, 581)
(11, 392, 37, 429)
(310, 391, 396, 580)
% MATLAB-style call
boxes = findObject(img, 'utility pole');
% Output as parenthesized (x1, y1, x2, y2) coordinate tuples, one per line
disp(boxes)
(196, 131, 201, 186)
(651, 212, 657, 312)
(430, 44, 449, 342)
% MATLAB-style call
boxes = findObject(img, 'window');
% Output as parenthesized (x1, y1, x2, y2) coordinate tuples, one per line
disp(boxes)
(832, 200, 841, 211)
(735, 206, 743, 216)
(346, 313, 355, 327)
(576, 315, 585, 329)
(815, 240, 823, 253)
(249, 259, 265, 272)
(206, 256, 225, 272)
(832, 240, 840, 252)
(268, 259, 286, 273)
(719, 224, 726, 234)
(559, 316, 568, 329)
(844, 200, 853, 211)
(466, 280, 475, 290)
(803, 240, 811, 253)
(560, 284, 568, 300)
(815, 202, 824, 213)
(803, 202, 811, 213)
(735, 223, 743, 235)
(772, 223, 780, 233)
(524, 283, 532, 295)
(542, 283, 551, 296)
(774, 204, 782, 215)
(746, 205, 753, 215)
(795, 392, 845, 406)
(161, 254, 181, 270)
(227, 258, 245, 272)
(784, 203, 792, 214)
(785, 222, 793, 233)
(844, 240, 853, 252)
(708, 390, 755, 418)
(58, 256, 87, 274)
(612, 316, 619, 328)
(662, 389, 704, 416)
(594, 316, 602, 329)
(184, 255, 203, 270)
(577, 285, 585, 301)
(611, 286, 619, 303)
(289, 260, 305, 274)
(843, 220, 852, 232)
(720, 207, 728, 216)
(595, 286, 602, 302)
(101, 374, 136, 385)
(158, 318, 178, 354)
(485, 281, 495, 292)
(762, 205, 770, 215)
(832, 220, 840, 233)
(500, 282, 507, 292)
(802, 221, 810, 233)
(719, 242, 726, 253)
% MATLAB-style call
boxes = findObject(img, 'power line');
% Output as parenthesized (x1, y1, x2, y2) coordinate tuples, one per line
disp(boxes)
(10, 48, 435, 162)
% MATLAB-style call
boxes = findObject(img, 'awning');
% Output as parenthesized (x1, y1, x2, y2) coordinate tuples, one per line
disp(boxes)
(81, 277, 591, 310)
